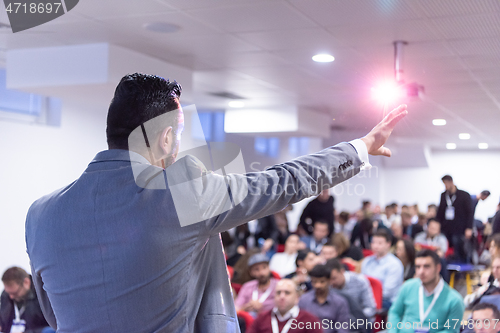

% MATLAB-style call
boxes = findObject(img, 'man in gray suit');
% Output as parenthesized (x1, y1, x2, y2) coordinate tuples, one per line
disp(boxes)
(25, 73, 407, 333)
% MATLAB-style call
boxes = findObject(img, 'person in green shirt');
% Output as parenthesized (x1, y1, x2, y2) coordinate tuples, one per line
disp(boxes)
(388, 249, 464, 333)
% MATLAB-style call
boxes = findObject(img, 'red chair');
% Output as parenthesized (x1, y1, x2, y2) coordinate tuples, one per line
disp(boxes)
(277, 244, 285, 253)
(237, 310, 255, 330)
(366, 276, 383, 333)
(271, 271, 281, 280)
(232, 282, 242, 295)
(227, 265, 234, 280)
(362, 249, 374, 257)
(341, 259, 355, 272)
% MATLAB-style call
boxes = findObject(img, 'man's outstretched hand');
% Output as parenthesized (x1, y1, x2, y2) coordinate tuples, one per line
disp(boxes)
(361, 104, 408, 157)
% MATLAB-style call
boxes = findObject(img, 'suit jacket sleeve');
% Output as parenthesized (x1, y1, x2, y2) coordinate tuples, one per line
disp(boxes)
(30, 261, 57, 330)
(437, 193, 446, 223)
(200, 142, 364, 235)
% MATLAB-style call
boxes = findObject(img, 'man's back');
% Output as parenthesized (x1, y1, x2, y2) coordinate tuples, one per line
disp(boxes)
(26, 150, 238, 333)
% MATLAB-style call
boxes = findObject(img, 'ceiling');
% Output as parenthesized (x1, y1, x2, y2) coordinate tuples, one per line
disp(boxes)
(1, 0, 499, 150)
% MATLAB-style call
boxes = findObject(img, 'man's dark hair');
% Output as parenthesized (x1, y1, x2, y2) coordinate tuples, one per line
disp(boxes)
(2, 267, 29, 285)
(472, 302, 500, 320)
(372, 229, 392, 243)
(362, 200, 371, 208)
(427, 218, 441, 228)
(441, 175, 453, 182)
(313, 219, 329, 228)
(428, 204, 437, 210)
(106, 73, 182, 149)
(296, 249, 314, 267)
(481, 190, 491, 198)
(338, 211, 350, 223)
(325, 258, 344, 272)
(416, 249, 440, 265)
(309, 264, 331, 279)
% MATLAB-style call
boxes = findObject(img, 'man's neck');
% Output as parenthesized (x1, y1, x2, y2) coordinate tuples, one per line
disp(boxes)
(423, 276, 440, 293)
(376, 251, 388, 260)
(259, 279, 271, 290)
(315, 288, 328, 303)
(448, 186, 457, 195)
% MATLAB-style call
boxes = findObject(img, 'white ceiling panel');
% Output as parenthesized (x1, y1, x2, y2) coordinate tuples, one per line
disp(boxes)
(185, 2, 316, 33)
(73, 0, 174, 19)
(430, 13, 500, 40)
(415, 0, 500, 18)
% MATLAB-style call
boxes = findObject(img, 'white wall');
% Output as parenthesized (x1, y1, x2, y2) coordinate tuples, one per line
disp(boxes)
(0, 99, 107, 274)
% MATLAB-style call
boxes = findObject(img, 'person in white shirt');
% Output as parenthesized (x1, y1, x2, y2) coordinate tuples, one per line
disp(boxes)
(414, 218, 448, 258)
(269, 234, 301, 278)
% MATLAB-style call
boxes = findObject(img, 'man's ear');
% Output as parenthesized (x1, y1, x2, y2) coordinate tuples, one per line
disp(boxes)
(24, 277, 31, 289)
(159, 126, 173, 155)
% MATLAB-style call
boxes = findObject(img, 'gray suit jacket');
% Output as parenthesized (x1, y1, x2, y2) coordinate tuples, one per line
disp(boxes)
(25, 142, 362, 333)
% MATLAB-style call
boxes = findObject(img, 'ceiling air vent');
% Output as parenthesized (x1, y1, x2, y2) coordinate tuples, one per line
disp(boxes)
(208, 91, 245, 100)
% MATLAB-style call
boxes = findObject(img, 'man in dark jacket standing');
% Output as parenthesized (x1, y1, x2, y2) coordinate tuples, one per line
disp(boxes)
(437, 175, 473, 262)
(0, 267, 53, 333)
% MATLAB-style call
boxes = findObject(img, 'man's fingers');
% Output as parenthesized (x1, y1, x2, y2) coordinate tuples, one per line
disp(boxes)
(385, 104, 407, 124)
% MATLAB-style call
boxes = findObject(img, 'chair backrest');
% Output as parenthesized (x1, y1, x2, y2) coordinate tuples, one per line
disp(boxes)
(237, 310, 255, 330)
(366, 276, 383, 309)
(277, 244, 285, 253)
(227, 265, 234, 280)
(362, 249, 374, 257)
(341, 259, 355, 272)
(271, 271, 281, 280)
(232, 282, 242, 295)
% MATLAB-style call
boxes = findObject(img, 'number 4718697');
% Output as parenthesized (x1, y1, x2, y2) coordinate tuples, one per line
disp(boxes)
(5, 2, 62, 14)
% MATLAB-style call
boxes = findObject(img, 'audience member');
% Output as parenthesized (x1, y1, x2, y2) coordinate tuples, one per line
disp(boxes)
(351, 218, 378, 250)
(426, 204, 437, 221)
(248, 279, 323, 333)
(409, 204, 420, 224)
(361, 230, 404, 310)
(471, 302, 500, 333)
(256, 209, 291, 253)
(298, 189, 335, 237)
(301, 220, 330, 254)
(334, 211, 355, 240)
(395, 238, 416, 281)
(319, 244, 337, 262)
(414, 219, 448, 257)
(388, 249, 465, 333)
(327, 258, 377, 320)
(232, 248, 262, 285)
(410, 214, 427, 239)
(235, 253, 278, 316)
(299, 265, 351, 333)
(286, 250, 320, 292)
(270, 235, 301, 278)
(437, 174, 473, 262)
(472, 191, 491, 218)
(464, 256, 500, 308)
(401, 212, 412, 237)
(493, 203, 500, 235)
(0, 267, 54, 333)
(331, 233, 363, 261)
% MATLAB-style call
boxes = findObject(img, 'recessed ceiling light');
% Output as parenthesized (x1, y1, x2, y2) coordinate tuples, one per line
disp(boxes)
(312, 54, 335, 63)
(228, 101, 245, 108)
(432, 119, 446, 126)
(459, 133, 470, 140)
(143, 22, 180, 33)
(446, 143, 457, 150)
(478, 143, 489, 149)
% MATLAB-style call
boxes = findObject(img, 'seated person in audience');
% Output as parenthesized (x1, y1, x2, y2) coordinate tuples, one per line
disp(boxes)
(409, 214, 427, 239)
(257, 208, 292, 254)
(286, 250, 320, 292)
(301, 220, 330, 254)
(0, 267, 54, 333)
(388, 249, 465, 333)
(319, 243, 337, 262)
(414, 218, 449, 257)
(299, 265, 352, 333)
(481, 234, 500, 285)
(270, 234, 301, 278)
(471, 303, 500, 333)
(361, 230, 404, 310)
(232, 248, 262, 285)
(331, 233, 364, 261)
(327, 258, 377, 321)
(335, 211, 356, 240)
(465, 256, 500, 308)
(351, 217, 375, 249)
(427, 204, 437, 221)
(400, 212, 412, 238)
(248, 279, 323, 333)
(395, 238, 416, 281)
(235, 254, 278, 317)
